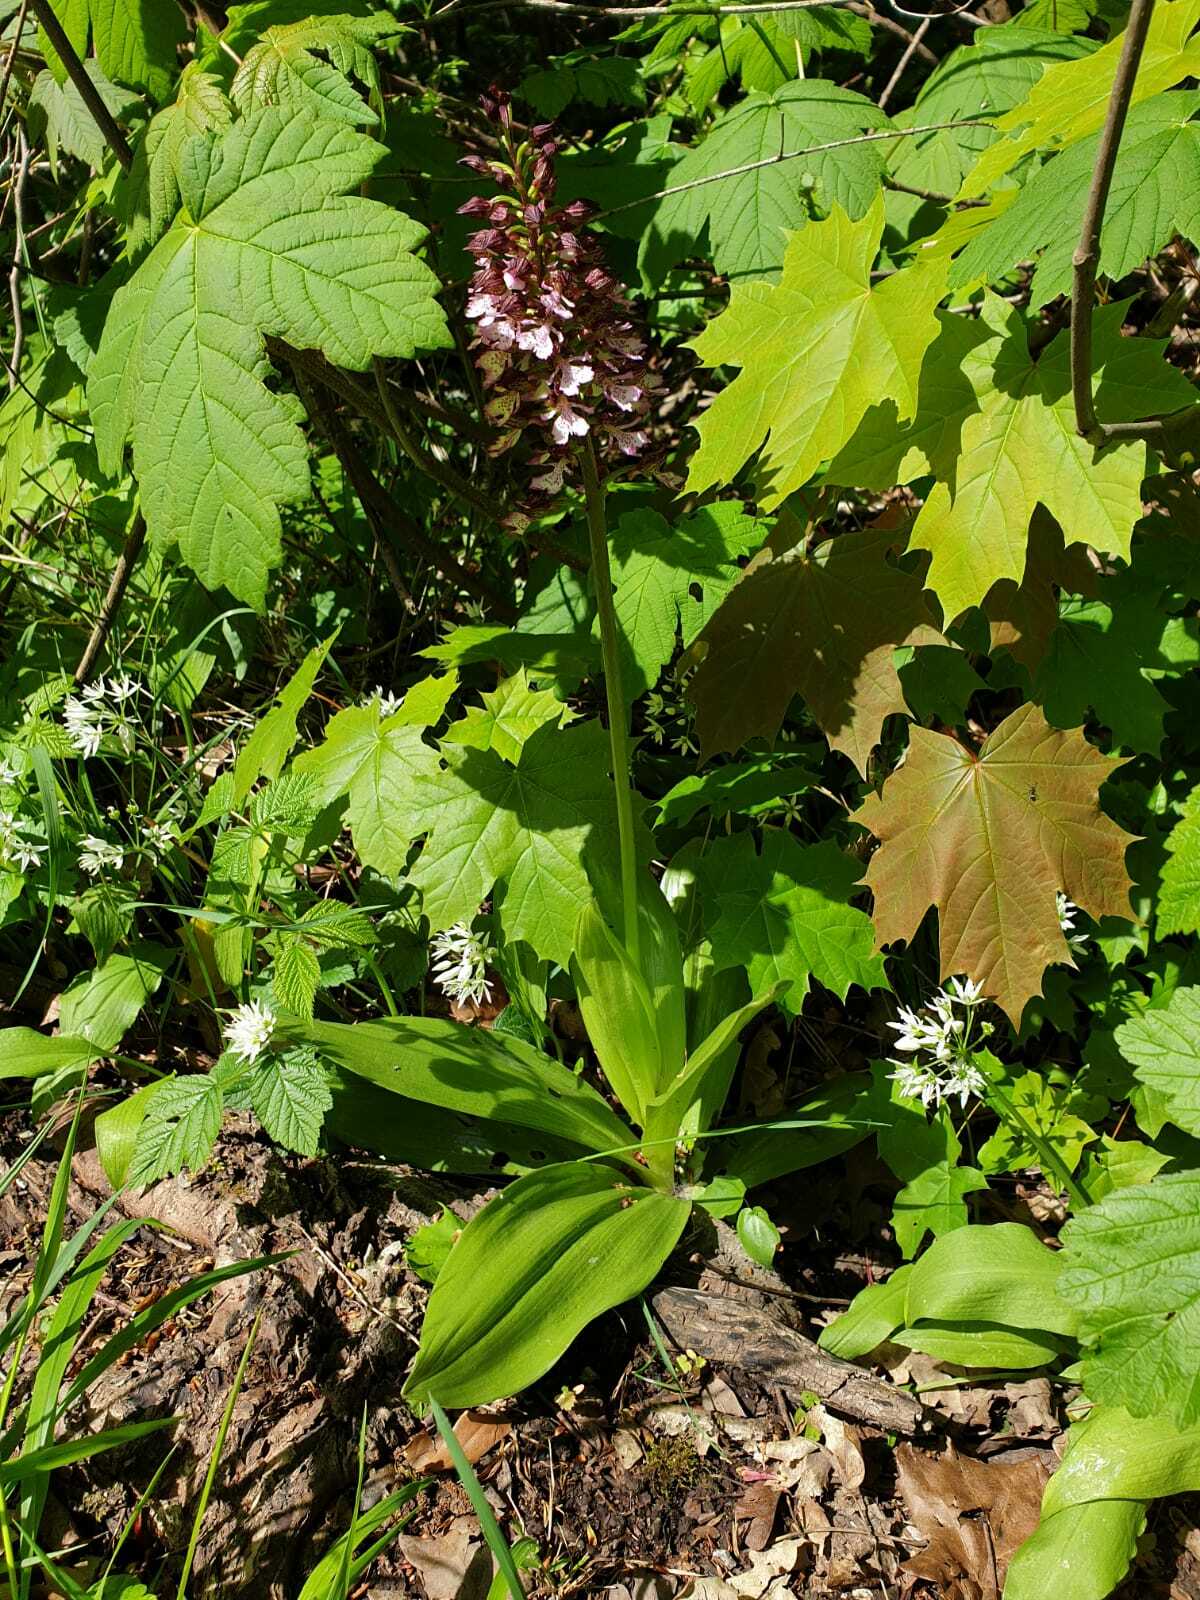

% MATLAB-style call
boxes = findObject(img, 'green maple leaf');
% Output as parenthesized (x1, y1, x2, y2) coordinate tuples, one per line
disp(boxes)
(1158, 788, 1200, 936)
(443, 669, 570, 764)
(686, 523, 942, 770)
(409, 720, 622, 965)
(124, 65, 233, 259)
(641, 84, 893, 286)
(892, 1163, 989, 1259)
(519, 53, 645, 119)
(952, 93, 1200, 304)
(705, 830, 888, 1009)
(856, 703, 1136, 1023)
(42, 0, 187, 99)
(677, 11, 871, 116)
(231, 13, 395, 126)
(1060, 1171, 1200, 1426)
(959, 0, 1200, 199)
(686, 199, 946, 508)
(89, 109, 451, 607)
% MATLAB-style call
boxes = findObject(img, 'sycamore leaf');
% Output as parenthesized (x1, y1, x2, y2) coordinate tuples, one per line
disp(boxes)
(519, 53, 645, 119)
(247, 1045, 331, 1156)
(686, 200, 946, 506)
(952, 93, 1200, 303)
(1158, 787, 1200, 936)
(1114, 986, 1200, 1134)
(124, 64, 233, 259)
(892, 1163, 989, 1259)
(705, 830, 888, 1010)
(855, 703, 1136, 1023)
(1060, 1171, 1200, 1426)
(641, 84, 893, 286)
(231, 13, 395, 126)
(687, 523, 942, 770)
(442, 669, 570, 764)
(27, 63, 140, 173)
(408, 720, 622, 966)
(41, 0, 187, 99)
(675, 10, 871, 117)
(89, 110, 451, 607)
(959, 0, 1200, 199)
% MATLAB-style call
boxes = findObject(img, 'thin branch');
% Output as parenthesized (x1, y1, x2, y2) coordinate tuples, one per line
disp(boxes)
(846, 2, 937, 60)
(1070, 0, 1200, 448)
(26, 0, 132, 169)
(0, 0, 30, 119)
(8, 129, 31, 392)
(74, 514, 147, 685)
(595, 119, 991, 221)
(878, 14, 930, 109)
(372, 356, 499, 521)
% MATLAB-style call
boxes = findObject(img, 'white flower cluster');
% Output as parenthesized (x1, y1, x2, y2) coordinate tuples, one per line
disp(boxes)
(430, 922, 495, 1006)
(0, 755, 22, 787)
(888, 976, 989, 1110)
(225, 1000, 277, 1064)
(63, 676, 139, 759)
(0, 809, 45, 872)
(77, 835, 125, 877)
(368, 687, 404, 717)
(1057, 892, 1090, 952)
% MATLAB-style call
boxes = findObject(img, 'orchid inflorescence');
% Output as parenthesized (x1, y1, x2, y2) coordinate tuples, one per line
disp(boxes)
(458, 86, 654, 514)
(887, 976, 991, 1111)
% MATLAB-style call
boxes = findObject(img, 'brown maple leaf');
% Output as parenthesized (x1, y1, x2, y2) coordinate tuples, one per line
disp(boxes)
(686, 522, 941, 772)
(855, 704, 1136, 1023)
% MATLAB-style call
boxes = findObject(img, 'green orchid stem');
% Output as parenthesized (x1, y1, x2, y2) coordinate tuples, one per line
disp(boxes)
(985, 1081, 1092, 1211)
(580, 436, 641, 967)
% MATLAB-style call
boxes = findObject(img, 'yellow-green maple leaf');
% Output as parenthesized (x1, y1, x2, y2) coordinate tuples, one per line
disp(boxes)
(685, 199, 946, 506)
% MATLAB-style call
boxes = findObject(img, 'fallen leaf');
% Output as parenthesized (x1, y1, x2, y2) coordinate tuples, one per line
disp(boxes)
(402, 1409, 512, 1472)
(734, 1475, 782, 1550)
(397, 1517, 491, 1600)
(757, 1437, 834, 1498)
(729, 1536, 807, 1596)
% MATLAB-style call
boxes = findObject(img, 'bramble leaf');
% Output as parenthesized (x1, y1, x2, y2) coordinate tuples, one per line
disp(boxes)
(247, 1045, 331, 1155)
(89, 109, 450, 607)
(128, 1075, 223, 1185)
(1157, 788, 1200, 936)
(1115, 986, 1200, 1134)
(855, 703, 1136, 1022)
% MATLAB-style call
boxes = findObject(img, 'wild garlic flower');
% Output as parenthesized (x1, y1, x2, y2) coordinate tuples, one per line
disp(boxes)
(0, 809, 45, 872)
(887, 978, 991, 1111)
(225, 1000, 277, 1064)
(459, 87, 655, 515)
(63, 675, 139, 759)
(143, 816, 178, 855)
(1057, 892, 1090, 951)
(0, 756, 21, 787)
(77, 834, 125, 877)
(371, 688, 404, 717)
(430, 921, 495, 1006)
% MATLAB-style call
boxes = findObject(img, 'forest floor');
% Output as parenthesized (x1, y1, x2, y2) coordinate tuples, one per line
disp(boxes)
(4, 1107, 1199, 1600)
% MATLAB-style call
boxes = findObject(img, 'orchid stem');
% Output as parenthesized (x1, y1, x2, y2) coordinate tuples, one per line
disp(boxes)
(580, 436, 641, 965)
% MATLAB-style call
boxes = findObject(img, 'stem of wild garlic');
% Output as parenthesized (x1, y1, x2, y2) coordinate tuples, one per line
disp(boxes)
(580, 436, 641, 966)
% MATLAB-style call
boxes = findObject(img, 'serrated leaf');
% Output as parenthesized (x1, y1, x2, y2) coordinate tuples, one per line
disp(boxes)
(273, 939, 321, 1020)
(1115, 985, 1200, 1134)
(442, 668, 569, 763)
(891, 1162, 989, 1259)
(128, 1075, 223, 1185)
(231, 13, 394, 126)
(687, 523, 942, 769)
(123, 64, 233, 258)
(41, 0, 187, 99)
(27, 63, 140, 172)
(706, 831, 887, 1010)
(232, 635, 334, 804)
(642, 84, 893, 286)
(676, 10, 871, 116)
(298, 901, 375, 949)
(519, 54, 645, 119)
(247, 1046, 331, 1155)
(686, 200, 945, 507)
(1157, 787, 1200, 936)
(1060, 1171, 1200, 1425)
(89, 109, 450, 606)
(855, 703, 1136, 1023)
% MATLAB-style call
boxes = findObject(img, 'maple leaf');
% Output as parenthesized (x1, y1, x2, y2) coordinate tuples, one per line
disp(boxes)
(231, 13, 395, 126)
(855, 704, 1137, 1023)
(41, 0, 187, 100)
(123, 65, 233, 260)
(442, 668, 571, 763)
(687, 523, 942, 770)
(983, 510, 1100, 673)
(89, 110, 451, 607)
(686, 199, 946, 507)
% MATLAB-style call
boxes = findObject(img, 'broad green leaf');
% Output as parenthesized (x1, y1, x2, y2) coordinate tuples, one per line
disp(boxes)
(89, 109, 450, 607)
(0, 1029, 97, 1081)
(679, 10, 871, 114)
(892, 1162, 989, 1259)
(128, 1074, 224, 1186)
(27, 63, 141, 172)
(710, 1072, 874, 1188)
(818, 1266, 911, 1359)
(95, 1080, 163, 1188)
(232, 635, 335, 803)
(404, 1162, 690, 1406)
(705, 831, 887, 1010)
(1046, 1404, 1200, 1514)
(655, 754, 817, 828)
(57, 945, 172, 1050)
(952, 92, 1200, 304)
(1060, 1172, 1200, 1425)
(1004, 1498, 1144, 1600)
(978, 1070, 1097, 1176)
(856, 703, 1136, 1023)
(41, 0, 186, 99)
(247, 1045, 331, 1155)
(736, 1205, 780, 1268)
(123, 64, 233, 258)
(571, 900, 668, 1127)
(905, 1220, 1079, 1338)
(1077, 1135, 1169, 1202)
(687, 524, 941, 768)
(519, 53, 644, 119)
(442, 669, 568, 763)
(1158, 786, 1200, 936)
(304, 1015, 637, 1161)
(686, 201, 945, 508)
(1115, 987, 1200, 1135)
(897, 1322, 1070, 1369)
(231, 13, 394, 126)
(960, 0, 1200, 199)
(642, 84, 892, 286)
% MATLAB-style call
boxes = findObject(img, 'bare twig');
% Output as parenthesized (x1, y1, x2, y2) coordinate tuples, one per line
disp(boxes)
(878, 13, 930, 108)
(846, 1, 937, 60)
(372, 356, 499, 521)
(1071, 0, 1200, 448)
(8, 129, 31, 392)
(74, 514, 147, 685)
(26, 0, 132, 169)
(595, 118, 990, 219)
(0, 0, 30, 118)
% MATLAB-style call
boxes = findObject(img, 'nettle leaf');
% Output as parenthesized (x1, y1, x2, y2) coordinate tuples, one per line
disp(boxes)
(442, 669, 570, 764)
(128, 1075, 223, 1186)
(41, 0, 187, 99)
(1115, 986, 1200, 1134)
(704, 830, 887, 1010)
(960, 0, 1200, 199)
(833, 296, 1197, 624)
(952, 92, 1200, 303)
(856, 703, 1136, 1023)
(519, 53, 645, 120)
(687, 524, 942, 770)
(686, 201, 945, 507)
(231, 13, 395, 126)
(641, 84, 893, 286)
(89, 110, 451, 607)
(1160, 788, 1200, 936)
(247, 1045, 331, 1156)
(1060, 1172, 1200, 1426)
